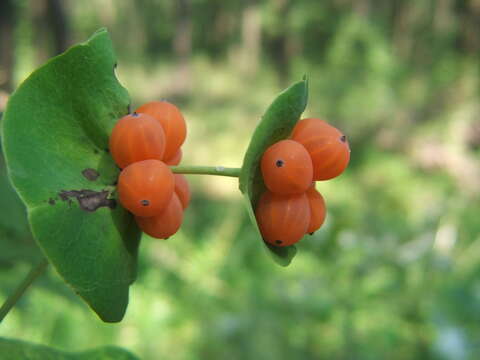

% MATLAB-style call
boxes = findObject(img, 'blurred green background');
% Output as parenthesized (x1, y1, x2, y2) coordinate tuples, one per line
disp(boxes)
(1, 0, 480, 359)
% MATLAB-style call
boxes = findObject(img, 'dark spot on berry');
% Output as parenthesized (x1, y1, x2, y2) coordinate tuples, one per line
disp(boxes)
(340, 135, 347, 143)
(275, 160, 285, 167)
(275, 240, 282, 245)
(309, 232, 314, 236)
(132, 112, 139, 117)
(141, 200, 150, 206)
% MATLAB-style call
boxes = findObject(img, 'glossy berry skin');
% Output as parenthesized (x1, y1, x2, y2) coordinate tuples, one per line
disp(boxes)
(291, 118, 350, 181)
(136, 101, 187, 160)
(135, 193, 183, 239)
(261, 140, 313, 195)
(109, 113, 166, 169)
(165, 149, 182, 166)
(255, 191, 310, 247)
(174, 174, 191, 209)
(306, 185, 326, 234)
(118, 160, 174, 217)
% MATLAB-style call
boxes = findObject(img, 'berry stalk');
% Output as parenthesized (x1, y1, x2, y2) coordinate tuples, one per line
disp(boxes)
(170, 165, 241, 178)
(0, 257, 49, 322)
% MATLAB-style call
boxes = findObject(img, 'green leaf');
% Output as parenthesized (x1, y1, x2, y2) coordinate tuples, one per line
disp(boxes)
(0, 337, 140, 360)
(0, 136, 30, 238)
(239, 78, 309, 266)
(0, 123, 44, 267)
(1, 29, 140, 322)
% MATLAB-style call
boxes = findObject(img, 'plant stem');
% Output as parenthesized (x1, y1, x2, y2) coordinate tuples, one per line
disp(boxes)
(0, 258, 49, 323)
(170, 165, 241, 178)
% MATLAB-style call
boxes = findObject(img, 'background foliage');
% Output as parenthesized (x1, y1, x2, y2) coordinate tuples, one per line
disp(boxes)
(1, 0, 480, 359)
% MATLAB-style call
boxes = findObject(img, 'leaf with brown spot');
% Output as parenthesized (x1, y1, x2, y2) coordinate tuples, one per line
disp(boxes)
(2, 29, 140, 322)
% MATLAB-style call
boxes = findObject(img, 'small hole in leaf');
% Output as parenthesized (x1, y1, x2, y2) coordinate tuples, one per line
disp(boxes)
(140, 200, 149, 206)
(276, 160, 285, 168)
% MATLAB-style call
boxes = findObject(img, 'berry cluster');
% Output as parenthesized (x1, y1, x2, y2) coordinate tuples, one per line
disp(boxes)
(109, 101, 190, 239)
(256, 118, 350, 247)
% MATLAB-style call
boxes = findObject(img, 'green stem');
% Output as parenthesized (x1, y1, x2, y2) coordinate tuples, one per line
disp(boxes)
(0, 258, 49, 323)
(170, 165, 241, 178)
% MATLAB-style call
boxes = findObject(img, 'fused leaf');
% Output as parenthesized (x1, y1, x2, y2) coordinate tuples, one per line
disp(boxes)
(2, 29, 140, 322)
(239, 78, 309, 266)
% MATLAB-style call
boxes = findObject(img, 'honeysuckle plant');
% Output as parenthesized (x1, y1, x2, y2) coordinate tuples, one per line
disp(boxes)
(0, 28, 308, 324)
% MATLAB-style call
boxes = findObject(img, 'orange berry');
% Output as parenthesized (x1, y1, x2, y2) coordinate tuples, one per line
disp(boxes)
(118, 160, 174, 217)
(260, 139, 313, 194)
(136, 101, 187, 160)
(109, 113, 166, 169)
(255, 191, 310, 247)
(291, 118, 350, 181)
(306, 184, 326, 234)
(165, 149, 182, 166)
(174, 174, 191, 209)
(135, 193, 183, 239)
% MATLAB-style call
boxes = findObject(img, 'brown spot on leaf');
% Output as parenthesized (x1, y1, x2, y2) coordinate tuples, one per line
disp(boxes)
(59, 189, 116, 212)
(82, 168, 100, 181)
